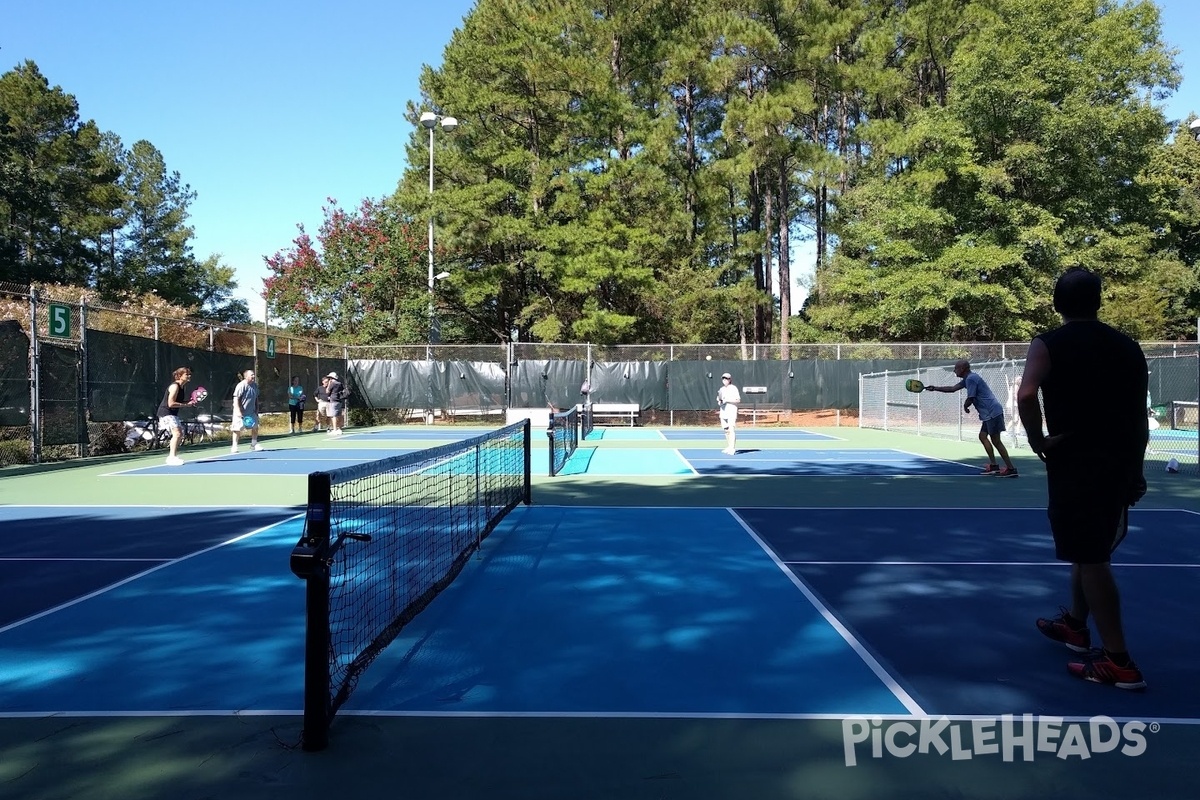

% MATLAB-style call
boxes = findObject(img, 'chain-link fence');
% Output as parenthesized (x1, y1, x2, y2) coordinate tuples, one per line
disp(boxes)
(3, 283, 1196, 469)
(0, 286, 349, 466)
(860, 353, 1200, 472)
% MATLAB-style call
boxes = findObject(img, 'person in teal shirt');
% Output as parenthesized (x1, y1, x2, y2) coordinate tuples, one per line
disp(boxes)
(287, 375, 305, 434)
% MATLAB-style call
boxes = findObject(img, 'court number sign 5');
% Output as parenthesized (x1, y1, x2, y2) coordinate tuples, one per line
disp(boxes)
(48, 303, 71, 338)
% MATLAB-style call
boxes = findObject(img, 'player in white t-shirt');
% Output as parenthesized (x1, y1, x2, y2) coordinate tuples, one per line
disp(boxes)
(926, 360, 1018, 476)
(716, 373, 741, 455)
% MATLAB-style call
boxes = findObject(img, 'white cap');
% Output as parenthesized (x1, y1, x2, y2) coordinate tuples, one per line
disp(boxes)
(1166, 458, 1180, 473)
(721, 372, 732, 379)
(326, 372, 339, 379)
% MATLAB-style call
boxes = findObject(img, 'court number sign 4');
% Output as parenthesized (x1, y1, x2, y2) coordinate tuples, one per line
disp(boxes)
(49, 303, 71, 338)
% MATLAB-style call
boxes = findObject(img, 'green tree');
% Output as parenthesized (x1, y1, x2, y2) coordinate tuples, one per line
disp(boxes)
(263, 199, 458, 343)
(0, 60, 119, 286)
(806, 0, 1182, 340)
(103, 140, 197, 300)
(0, 61, 240, 323)
(194, 254, 251, 323)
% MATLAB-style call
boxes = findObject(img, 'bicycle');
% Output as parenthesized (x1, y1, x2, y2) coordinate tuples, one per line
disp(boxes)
(123, 415, 170, 452)
(123, 413, 226, 452)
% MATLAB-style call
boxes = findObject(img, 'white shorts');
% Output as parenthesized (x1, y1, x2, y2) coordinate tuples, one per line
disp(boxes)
(159, 415, 182, 432)
(719, 406, 738, 428)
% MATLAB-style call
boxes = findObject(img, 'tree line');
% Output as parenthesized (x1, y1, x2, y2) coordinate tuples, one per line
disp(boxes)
(9, 2, 1198, 348)
(380, 0, 1198, 347)
(0, 61, 249, 322)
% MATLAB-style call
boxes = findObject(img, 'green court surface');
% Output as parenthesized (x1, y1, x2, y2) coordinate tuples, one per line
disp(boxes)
(3, 423, 1199, 800)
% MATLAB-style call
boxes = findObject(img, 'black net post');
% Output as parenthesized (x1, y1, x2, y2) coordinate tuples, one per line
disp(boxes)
(291, 471, 333, 751)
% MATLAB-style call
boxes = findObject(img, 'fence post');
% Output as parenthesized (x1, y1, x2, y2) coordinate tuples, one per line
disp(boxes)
(79, 300, 88, 455)
(882, 370, 889, 431)
(858, 372, 863, 430)
(153, 316, 160, 390)
(29, 291, 41, 464)
(668, 344, 673, 427)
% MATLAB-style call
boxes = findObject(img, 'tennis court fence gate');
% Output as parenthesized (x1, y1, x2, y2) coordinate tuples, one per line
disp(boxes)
(860, 355, 1200, 472)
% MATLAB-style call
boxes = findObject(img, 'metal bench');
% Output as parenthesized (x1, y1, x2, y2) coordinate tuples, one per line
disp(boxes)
(743, 404, 792, 425)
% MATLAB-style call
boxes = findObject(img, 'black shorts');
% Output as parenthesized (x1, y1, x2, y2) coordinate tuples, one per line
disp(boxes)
(1046, 452, 1129, 564)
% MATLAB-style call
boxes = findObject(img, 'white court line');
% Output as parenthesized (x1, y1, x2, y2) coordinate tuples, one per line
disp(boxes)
(687, 455, 946, 464)
(0, 512, 304, 636)
(105, 471, 354, 478)
(784, 560, 1200, 568)
(4, 709, 1200, 725)
(533, 504, 1198, 514)
(98, 451, 416, 477)
(727, 508, 927, 716)
(797, 430, 847, 441)
(671, 449, 700, 475)
(0, 504, 302, 509)
(891, 448, 979, 470)
(0, 557, 168, 563)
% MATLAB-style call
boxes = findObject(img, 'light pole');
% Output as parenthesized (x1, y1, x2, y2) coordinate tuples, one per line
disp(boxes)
(420, 111, 457, 358)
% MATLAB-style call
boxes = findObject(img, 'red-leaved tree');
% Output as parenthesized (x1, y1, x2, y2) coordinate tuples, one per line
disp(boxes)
(263, 199, 436, 343)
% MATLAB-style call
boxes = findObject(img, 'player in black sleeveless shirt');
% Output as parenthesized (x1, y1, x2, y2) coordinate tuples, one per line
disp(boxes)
(158, 366, 197, 466)
(1017, 267, 1148, 690)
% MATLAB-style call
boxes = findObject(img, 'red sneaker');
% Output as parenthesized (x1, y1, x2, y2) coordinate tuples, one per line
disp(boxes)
(980, 463, 1000, 475)
(1036, 607, 1091, 652)
(1067, 651, 1147, 691)
(995, 467, 1019, 478)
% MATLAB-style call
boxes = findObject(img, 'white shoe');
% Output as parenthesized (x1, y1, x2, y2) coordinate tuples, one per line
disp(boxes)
(230, 446, 238, 454)
(165, 456, 184, 466)
(328, 429, 342, 437)
(252, 444, 264, 451)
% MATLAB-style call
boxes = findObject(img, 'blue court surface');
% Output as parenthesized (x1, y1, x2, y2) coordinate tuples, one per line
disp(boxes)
(583, 427, 663, 441)
(338, 427, 501, 441)
(107, 447, 420, 476)
(1148, 428, 1199, 458)
(2, 503, 1193, 724)
(741, 506, 1200, 719)
(0, 505, 302, 629)
(558, 448, 690, 476)
(681, 448, 978, 476)
(558, 447, 980, 477)
(659, 429, 840, 442)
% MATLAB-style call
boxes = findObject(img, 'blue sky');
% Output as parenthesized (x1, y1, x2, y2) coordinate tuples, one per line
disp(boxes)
(5, 0, 1200, 321)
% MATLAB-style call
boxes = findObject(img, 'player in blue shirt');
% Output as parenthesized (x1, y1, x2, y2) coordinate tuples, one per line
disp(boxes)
(926, 361, 1018, 477)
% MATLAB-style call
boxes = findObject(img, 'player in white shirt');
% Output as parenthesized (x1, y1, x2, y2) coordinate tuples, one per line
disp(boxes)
(716, 372, 741, 455)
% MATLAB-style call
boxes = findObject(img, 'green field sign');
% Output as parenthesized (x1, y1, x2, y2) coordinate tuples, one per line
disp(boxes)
(48, 303, 71, 338)
(266, 336, 276, 359)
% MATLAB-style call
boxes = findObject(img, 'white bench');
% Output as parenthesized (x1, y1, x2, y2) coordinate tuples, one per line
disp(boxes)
(743, 404, 792, 425)
(590, 402, 640, 426)
(506, 407, 552, 428)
